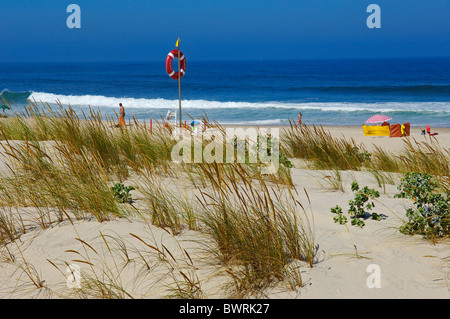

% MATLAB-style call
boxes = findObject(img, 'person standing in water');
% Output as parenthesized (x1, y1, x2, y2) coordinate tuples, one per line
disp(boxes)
(119, 103, 125, 126)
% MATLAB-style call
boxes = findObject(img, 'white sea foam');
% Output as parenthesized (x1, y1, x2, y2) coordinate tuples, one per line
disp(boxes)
(29, 92, 450, 113)
(221, 119, 287, 125)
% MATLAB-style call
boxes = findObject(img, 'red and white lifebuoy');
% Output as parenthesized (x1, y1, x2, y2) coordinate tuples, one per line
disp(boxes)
(165, 49, 186, 80)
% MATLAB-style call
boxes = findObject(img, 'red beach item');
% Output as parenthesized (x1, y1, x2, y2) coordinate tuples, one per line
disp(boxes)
(165, 49, 187, 80)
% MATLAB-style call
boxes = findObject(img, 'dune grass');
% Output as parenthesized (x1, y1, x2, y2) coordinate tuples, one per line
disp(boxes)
(0, 101, 177, 178)
(399, 137, 449, 178)
(0, 207, 25, 245)
(0, 138, 124, 224)
(193, 162, 315, 297)
(44, 227, 207, 299)
(282, 123, 449, 179)
(282, 122, 371, 171)
(135, 160, 315, 297)
(138, 176, 194, 236)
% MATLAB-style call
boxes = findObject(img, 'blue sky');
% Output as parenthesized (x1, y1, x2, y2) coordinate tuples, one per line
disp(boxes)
(0, 0, 449, 62)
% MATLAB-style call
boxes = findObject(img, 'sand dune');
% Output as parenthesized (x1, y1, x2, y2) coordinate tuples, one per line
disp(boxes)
(0, 125, 448, 299)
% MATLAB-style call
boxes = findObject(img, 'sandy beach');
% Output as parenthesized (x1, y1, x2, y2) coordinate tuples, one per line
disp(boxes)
(0, 122, 448, 300)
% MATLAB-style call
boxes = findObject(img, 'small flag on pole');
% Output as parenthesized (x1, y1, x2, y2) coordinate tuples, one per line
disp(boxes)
(175, 37, 179, 47)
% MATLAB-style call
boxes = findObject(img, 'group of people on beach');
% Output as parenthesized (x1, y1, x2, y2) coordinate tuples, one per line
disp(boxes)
(117, 104, 305, 129)
(118, 107, 437, 138)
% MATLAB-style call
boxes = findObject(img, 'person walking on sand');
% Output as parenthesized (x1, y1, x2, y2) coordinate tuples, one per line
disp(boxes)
(119, 103, 125, 126)
(297, 112, 302, 126)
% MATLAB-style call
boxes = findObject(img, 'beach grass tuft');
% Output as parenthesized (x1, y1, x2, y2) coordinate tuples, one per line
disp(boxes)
(282, 122, 371, 170)
(195, 162, 315, 297)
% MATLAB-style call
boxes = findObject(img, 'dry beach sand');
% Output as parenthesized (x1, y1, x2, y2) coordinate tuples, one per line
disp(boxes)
(0, 124, 448, 299)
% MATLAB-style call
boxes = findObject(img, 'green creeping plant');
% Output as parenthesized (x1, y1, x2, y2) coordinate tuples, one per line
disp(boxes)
(111, 183, 135, 204)
(331, 182, 380, 228)
(394, 172, 449, 240)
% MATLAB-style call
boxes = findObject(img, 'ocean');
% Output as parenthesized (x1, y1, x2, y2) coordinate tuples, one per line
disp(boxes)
(1, 58, 449, 127)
